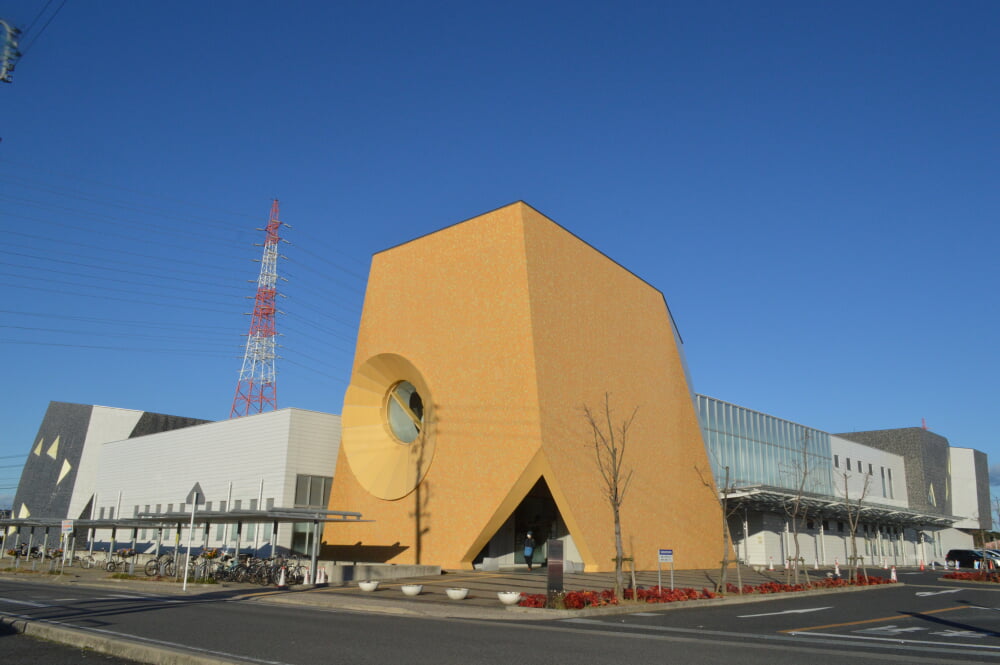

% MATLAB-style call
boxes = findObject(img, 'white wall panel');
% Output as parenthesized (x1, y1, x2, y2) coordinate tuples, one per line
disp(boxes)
(829, 435, 908, 507)
(68, 406, 144, 520)
(91, 409, 341, 552)
(950, 448, 981, 528)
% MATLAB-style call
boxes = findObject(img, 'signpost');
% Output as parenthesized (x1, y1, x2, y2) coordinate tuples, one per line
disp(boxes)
(547, 539, 564, 597)
(61, 519, 73, 570)
(658, 548, 674, 590)
(182, 483, 205, 591)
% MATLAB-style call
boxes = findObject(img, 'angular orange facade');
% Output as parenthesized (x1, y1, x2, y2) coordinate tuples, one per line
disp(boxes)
(324, 202, 725, 571)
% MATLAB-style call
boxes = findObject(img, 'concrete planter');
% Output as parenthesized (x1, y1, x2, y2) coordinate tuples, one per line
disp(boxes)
(358, 580, 379, 592)
(400, 584, 423, 596)
(446, 587, 469, 600)
(497, 591, 521, 605)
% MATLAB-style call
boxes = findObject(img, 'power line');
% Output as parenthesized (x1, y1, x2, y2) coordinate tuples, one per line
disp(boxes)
(7, 222, 250, 275)
(17, 0, 68, 57)
(0, 172, 259, 234)
(1, 324, 239, 345)
(0, 310, 232, 332)
(1, 158, 261, 222)
(23, 0, 57, 35)
(1, 339, 237, 356)
(1, 200, 255, 260)
(2, 274, 241, 309)
(3, 282, 242, 314)
(2, 262, 244, 297)
(1, 167, 372, 272)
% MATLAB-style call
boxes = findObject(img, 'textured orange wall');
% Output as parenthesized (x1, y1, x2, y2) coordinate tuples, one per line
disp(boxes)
(519, 206, 722, 570)
(325, 204, 545, 565)
(324, 202, 724, 570)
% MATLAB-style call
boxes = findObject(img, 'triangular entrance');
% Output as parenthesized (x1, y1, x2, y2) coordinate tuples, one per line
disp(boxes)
(473, 477, 579, 570)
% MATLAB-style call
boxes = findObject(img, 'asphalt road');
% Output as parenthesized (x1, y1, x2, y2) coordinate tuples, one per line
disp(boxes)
(2, 570, 1000, 664)
(1, 622, 143, 664)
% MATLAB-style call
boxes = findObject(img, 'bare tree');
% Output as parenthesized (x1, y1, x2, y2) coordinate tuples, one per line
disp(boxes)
(783, 432, 814, 585)
(839, 469, 872, 580)
(696, 463, 741, 594)
(582, 393, 636, 602)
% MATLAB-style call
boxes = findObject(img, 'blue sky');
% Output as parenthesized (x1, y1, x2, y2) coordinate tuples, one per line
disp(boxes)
(2, 1, 998, 508)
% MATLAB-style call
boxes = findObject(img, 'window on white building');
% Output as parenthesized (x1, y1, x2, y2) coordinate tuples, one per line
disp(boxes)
(295, 475, 333, 508)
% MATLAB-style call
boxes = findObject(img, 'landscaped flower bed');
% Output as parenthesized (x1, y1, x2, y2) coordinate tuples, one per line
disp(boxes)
(517, 574, 895, 609)
(942, 571, 1000, 583)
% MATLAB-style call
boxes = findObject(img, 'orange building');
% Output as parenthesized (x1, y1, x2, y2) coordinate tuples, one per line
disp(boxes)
(324, 201, 725, 571)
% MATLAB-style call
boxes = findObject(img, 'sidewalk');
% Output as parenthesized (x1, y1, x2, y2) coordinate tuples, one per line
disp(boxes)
(0, 558, 896, 620)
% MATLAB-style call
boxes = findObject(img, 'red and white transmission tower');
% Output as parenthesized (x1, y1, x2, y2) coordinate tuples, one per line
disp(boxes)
(231, 199, 286, 418)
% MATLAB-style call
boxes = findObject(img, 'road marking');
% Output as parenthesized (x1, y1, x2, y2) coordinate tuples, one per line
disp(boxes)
(780, 605, 965, 633)
(915, 589, 961, 597)
(560, 618, 1000, 656)
(103, 593, 149, 598)
(0, 598, 49, 607)
(785, 630, 1000, 651)
(739, 606, 831, 618)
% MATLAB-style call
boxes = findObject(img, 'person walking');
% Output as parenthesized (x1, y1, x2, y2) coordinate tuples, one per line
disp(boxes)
(523, 531, 536, 571)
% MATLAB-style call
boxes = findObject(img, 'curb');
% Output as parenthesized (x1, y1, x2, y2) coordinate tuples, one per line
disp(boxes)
(0, 615, 243, 665)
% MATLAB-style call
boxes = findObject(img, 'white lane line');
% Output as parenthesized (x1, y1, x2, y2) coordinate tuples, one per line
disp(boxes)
(561, 618, 999, 656)
(0, 598, 49, 607)
(99, 594, 155, 600)
(915, 589, 961, 597)
(786, 630, 1000, 651)
(738, 607, 831, 618)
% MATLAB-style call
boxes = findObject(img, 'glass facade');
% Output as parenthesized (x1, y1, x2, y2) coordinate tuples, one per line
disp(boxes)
(695, 395, 833, 495)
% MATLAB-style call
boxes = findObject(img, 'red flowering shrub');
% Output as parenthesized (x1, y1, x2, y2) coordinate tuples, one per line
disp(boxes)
(942, 571, 1000, 583)
(517, 573, 894, 608)
(518, 594, 548, 608)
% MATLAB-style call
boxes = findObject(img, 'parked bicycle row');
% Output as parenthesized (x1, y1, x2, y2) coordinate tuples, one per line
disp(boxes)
(6, 544, 311, 586)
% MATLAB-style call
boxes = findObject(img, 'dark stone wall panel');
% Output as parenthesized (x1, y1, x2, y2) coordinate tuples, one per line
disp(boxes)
(975, 450, 991, 530)
(128, 412, 209, 438)
(12, 402, 93, 520)
(836, 427, 952, 517)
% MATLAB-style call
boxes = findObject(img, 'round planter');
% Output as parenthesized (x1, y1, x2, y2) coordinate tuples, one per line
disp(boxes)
(446, 587, 469, 600)
(400, 584, 423, 596)
(497, 591, 521, 606)
(358, 580, 379, 592)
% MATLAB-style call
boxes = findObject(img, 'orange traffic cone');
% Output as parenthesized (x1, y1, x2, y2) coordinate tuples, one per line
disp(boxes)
(919, 560, 925, 571)
(277, 567, 287, 588)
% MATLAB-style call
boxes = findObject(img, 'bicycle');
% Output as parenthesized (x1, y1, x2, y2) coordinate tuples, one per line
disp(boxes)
(105, 548, 137, 572)
(144, 553, 175, 577)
